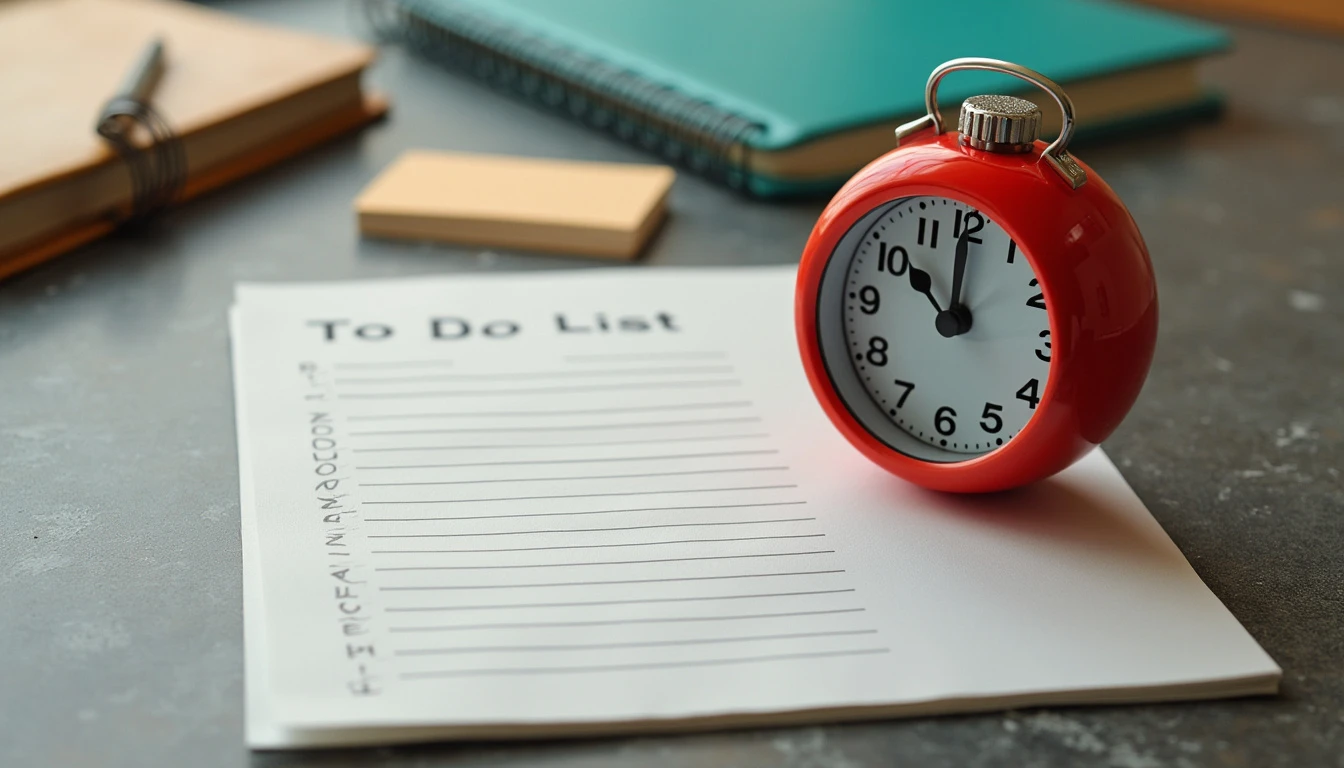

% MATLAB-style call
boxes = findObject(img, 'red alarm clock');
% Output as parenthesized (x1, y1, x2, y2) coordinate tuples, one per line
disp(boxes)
(795, 58, 1157, 493)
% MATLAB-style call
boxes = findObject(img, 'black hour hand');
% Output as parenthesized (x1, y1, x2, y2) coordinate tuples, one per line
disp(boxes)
(908, 266, 942, 314)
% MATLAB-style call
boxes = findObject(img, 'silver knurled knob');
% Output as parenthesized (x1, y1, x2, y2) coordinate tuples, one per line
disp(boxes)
(958, 95, 1042, 153)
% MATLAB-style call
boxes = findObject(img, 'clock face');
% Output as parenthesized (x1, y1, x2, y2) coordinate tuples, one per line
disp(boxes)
(840, 196, 1052, 458)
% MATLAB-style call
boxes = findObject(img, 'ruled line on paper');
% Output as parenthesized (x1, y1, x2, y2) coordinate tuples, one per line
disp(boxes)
(564, 351, 728, 363)
(396, 629, 878, 655)
(337, 379, 742, 399)
(335, 365, 735, 385)
(400, 649, 890, 679)
(359, 467, 789, 488)
(357, 449, 780, 470)
(374, 550, 837, 572)
(385, 588, 856, 612)
(362, 485, 800, 505)
(368, 518, 816, 540)
(332, 359, 454, 370)
(353, 434, 772, 454)
(365, 501, 809, 524)
(387, 608, 867, 632)
(373, 534, 825, 555)
(346, 401, 754, 420)
(380, 569, 843, 591)
(351, 416, 762, 436)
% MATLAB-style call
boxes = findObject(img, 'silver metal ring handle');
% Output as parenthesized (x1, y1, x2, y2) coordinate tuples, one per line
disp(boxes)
(895, 58, 1087, 189)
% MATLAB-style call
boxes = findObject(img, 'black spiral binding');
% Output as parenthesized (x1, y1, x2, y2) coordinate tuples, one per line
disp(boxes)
(96, 97, 187, 223)
(361, 0, 764, 193)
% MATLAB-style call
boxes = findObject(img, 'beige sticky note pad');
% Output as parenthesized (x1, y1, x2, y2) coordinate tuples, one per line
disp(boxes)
(356, 151, 675, 259)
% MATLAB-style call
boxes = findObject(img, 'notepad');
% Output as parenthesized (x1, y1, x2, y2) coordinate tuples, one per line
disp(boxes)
(355, 151, 675, 259)
(230, 267, 1279, 749)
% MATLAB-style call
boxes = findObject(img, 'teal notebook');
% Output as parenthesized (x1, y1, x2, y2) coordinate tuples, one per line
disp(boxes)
(380, 0, 1227, 196)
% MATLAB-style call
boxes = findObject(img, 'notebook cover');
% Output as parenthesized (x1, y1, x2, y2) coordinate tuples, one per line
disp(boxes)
(414, 0, 1229, 152)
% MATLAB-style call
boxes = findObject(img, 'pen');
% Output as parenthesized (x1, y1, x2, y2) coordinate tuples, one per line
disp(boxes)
(96, 37, 166, 137)
(94, 36, 184, 220)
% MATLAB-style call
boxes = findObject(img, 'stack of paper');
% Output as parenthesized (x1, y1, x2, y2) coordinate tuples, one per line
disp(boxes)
(230, 267, 1278, 749)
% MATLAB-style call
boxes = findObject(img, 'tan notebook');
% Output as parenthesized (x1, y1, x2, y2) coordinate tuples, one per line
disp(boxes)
(0, 0, 386, 280)
(356, 151, 675, 259)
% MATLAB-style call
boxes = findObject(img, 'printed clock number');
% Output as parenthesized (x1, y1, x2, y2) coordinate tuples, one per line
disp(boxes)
(891, 378, 915, 408)
(1016, 378, 1041, 409)
(917, 218, 939, 248)
(935, 406, 957, 436)
(859, 285, 880, 315)
(877, 243, 909, 276)
(953, 210, 985, 243)
(865, 336, 889, 366)
(1026, 278, 1046, 310)
(1036, 330, 1051, 362)
(979, 403, 1004, 433)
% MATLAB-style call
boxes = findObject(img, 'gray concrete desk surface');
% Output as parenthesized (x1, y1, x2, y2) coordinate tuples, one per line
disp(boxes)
(2, 2, 1341, 766)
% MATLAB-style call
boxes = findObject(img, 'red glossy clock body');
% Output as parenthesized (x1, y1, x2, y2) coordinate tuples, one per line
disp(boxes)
(796, 132, 1158, 492)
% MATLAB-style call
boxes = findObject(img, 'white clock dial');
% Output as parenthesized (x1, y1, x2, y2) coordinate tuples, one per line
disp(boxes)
(842, 196, 1051, 456)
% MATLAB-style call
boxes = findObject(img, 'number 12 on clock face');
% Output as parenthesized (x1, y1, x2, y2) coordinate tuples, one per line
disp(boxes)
(841, 196, 1051, 459)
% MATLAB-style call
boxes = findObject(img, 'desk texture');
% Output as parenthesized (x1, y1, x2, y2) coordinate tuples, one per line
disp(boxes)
(1, 2, 1341, 766)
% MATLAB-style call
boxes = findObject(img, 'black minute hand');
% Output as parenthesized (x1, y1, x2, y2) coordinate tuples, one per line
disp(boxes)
(908, 266, 942, 314)
(935, 231, 974, 338)
(948, 230, 970, 310)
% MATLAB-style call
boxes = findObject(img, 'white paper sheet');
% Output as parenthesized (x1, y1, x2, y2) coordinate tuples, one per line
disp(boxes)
(231, 267, 1278, 748)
